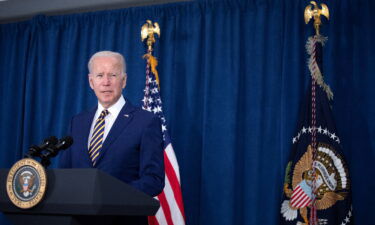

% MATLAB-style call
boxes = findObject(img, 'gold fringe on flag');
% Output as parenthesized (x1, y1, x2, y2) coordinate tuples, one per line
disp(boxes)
(143, 54, 160, 89)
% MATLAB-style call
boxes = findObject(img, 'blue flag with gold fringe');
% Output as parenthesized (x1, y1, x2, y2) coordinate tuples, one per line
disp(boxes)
(280, 35, 354, 225)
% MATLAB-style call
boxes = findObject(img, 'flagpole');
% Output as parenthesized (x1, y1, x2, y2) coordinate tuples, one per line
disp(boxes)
(140, 20, 186, 225)
(304, 1, 330, 224)
(281, 4, 353, 224)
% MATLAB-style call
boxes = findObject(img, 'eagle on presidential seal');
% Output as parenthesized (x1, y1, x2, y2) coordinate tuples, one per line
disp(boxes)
(18, 170, 36, 198)
(281, 143, 350, 225)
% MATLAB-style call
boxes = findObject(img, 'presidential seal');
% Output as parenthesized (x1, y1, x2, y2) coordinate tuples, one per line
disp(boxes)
(6, 158, 47, 209)
(281, 143, 350, 224)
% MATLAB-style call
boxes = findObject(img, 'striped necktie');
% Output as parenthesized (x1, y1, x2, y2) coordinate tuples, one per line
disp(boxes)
(89, 109, 109, 166)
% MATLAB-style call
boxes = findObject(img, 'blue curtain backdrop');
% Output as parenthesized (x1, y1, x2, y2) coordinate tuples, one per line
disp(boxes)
(0, 0, 374, 224)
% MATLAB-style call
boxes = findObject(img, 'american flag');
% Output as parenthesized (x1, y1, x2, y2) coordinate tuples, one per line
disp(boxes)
(142, 55, 186, 225)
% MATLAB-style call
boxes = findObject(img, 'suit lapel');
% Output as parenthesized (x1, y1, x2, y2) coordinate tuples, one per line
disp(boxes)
(81, 107, 97, 166)
(95, 101, 136, 165)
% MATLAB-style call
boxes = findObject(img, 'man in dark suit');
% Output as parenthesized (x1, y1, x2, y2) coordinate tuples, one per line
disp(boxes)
(59, 51, 165, 199)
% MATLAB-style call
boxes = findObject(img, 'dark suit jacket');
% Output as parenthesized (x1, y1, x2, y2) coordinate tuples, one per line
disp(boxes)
(59, 100, 165, 197)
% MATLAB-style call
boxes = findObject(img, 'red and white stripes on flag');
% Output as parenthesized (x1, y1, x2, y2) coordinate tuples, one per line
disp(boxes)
(148, 144, 185, 225)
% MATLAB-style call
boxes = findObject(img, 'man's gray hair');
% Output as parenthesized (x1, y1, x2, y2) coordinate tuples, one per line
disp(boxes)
(88, 51, 126, 75)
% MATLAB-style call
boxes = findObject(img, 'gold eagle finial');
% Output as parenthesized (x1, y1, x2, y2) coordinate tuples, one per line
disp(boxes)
(141, 20, 160, 54)
(141, 20, 161, 88)
(304, 1, 329, 35)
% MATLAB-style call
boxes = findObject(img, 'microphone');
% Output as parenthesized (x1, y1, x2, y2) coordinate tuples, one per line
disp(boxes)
(53, 136, 74, 151)
(41, 136, 73, 167)
(43, 136, 73, 158)
(25, 136, 58, 158)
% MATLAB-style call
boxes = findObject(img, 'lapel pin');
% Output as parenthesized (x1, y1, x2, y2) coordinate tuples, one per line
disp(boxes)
(124, 114, 129, 117)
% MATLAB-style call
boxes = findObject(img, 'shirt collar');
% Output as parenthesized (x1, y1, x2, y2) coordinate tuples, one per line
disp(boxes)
(97, 95, 126, 116)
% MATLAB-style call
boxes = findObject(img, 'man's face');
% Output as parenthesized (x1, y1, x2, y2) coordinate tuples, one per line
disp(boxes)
(89, 56, 126, 108)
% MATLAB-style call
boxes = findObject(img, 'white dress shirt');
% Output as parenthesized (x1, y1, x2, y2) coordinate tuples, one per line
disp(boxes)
(88, 95, 125, 148)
